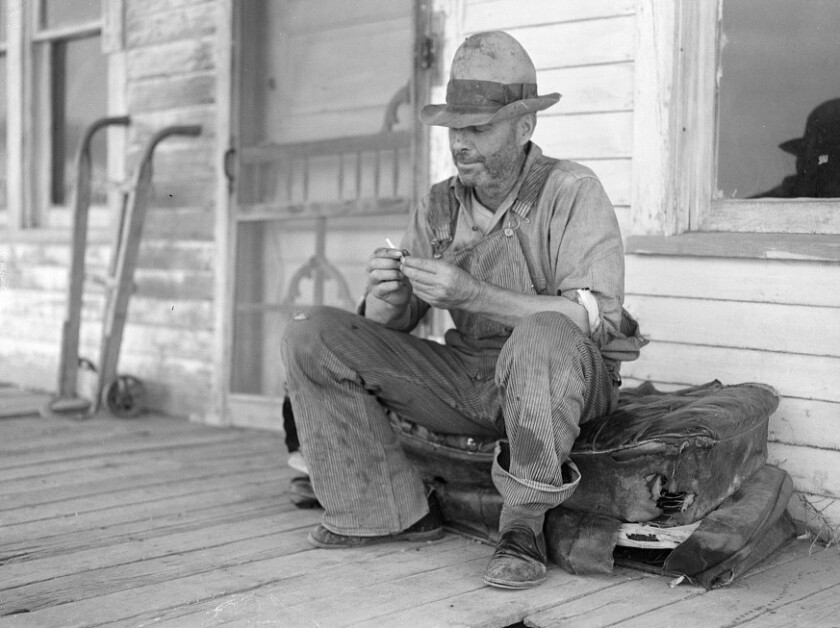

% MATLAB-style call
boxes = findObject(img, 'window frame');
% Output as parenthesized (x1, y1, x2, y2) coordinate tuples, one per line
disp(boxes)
(630, 0, 840, 250)
(3, 0, 125, 232)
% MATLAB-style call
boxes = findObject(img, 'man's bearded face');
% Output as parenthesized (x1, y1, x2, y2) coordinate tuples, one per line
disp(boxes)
(449, 117, 522, 190)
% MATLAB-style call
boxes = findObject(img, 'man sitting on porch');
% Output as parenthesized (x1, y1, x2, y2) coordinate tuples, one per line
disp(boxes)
(282, 30, 643, 590)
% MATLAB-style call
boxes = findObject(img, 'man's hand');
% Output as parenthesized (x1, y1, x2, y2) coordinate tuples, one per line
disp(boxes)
(400, 256, 482, 310)
(367, 247, 412, 307)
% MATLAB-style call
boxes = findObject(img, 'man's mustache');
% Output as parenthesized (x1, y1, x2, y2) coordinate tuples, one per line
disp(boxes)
(453, 152, 483, 165)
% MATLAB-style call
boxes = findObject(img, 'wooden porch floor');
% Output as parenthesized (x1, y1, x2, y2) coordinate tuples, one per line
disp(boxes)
(1, 392, 838, 627)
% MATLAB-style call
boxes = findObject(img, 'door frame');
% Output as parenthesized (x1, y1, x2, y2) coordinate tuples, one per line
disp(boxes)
(215, 0, 437, 429)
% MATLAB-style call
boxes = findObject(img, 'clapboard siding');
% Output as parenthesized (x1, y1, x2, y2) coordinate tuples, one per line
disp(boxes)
(626, 255, 840, 308)
(282, 0, 411, 33)
(769, 443, 840, 500)
(622, 378, 840, 451)
(127, 37, 215, 79)
(0, 341, 212, 418)
(2, 290, 213, 330)
(464, 0, 635, 32)
(536, 111, 633, 160)
(125, 2, 216, 49)
(627, 295, 839, 358)
(492, 18, 636, 69)
(127, 73, 217, 113)
(2, 240, 213, 272)
(623, 341, 839, 404)
(622, 251, 840, 524)
(540, 63, 634, 114)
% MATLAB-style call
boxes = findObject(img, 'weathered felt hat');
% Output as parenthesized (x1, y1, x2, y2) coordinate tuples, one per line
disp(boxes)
(779, 98, 840, 156)
(420, 31, 560, 128)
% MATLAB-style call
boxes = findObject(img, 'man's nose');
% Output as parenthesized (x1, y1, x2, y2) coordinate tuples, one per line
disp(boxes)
(449, 128, 470, 151)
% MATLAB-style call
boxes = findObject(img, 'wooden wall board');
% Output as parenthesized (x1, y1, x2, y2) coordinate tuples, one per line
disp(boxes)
(626, 295, 839, 357)
(282, 0, 412, 33)
(465, 0, 634, 29)
(127, 73, 216, 113)
(625, 255, 840, 308)
(535, 111, 634, 160)
(540, 62, 634, 114)
(1, 239, 214, 272)
(769, 398, 840, 450)
(768, 442, 840, 499)
(129, 105, 217, 143)
(126, 37, 216, 80)
(125, 1, 216, 48)
(622, 342, 840, 404)
(502, 16, 636, 69)
(576, 158, 631, 206)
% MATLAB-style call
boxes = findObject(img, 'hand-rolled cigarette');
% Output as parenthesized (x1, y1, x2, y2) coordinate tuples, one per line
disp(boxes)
(385, 237, 407, 263)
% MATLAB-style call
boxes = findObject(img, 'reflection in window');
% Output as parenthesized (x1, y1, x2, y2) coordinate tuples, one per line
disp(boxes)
(717, 0, 840, 199)
(51, 35, 108, 205)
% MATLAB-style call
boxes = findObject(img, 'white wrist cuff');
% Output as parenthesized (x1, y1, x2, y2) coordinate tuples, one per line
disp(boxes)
(574, 289, 601, 334)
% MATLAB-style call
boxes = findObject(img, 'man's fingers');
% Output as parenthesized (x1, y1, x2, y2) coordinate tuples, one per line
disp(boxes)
(373, 247, 405, 260)
(370, 268, 404, 283)
(400, 256, 438, 271)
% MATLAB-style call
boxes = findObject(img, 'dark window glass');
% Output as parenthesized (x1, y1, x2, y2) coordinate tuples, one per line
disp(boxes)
(717, 0, 840, 199)
(51, 35, 108, 205)
(42, 0, 100, 29)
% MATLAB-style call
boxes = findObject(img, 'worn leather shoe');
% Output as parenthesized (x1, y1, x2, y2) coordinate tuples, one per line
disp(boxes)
(483, 524, 547, 589)
(308, 492, 444, 548)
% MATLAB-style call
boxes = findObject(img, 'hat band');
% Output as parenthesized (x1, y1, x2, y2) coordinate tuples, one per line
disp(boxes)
(446, 79, 539, 108)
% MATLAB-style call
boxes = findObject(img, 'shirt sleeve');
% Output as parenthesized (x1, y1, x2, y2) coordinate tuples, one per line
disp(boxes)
(547, 173, 626, 352)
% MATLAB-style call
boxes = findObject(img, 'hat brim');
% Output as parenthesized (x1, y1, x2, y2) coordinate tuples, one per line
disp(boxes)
(419, 94, 561, 128)
(779, 138, 803, 155)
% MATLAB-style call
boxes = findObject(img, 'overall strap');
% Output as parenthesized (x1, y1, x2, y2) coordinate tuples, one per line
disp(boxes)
(426, 154, 559, 256)
(511, 155, 558, 219)
(427, 180, 459, 256)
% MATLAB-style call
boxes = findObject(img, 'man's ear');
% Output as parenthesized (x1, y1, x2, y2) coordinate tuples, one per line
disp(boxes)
(516, 113, 536, 146)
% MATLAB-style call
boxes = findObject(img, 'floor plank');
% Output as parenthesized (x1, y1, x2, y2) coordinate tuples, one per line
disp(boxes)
(1, 468, 287, 547)
(1, 409, 838, 628)
(609, 546, 840, 627)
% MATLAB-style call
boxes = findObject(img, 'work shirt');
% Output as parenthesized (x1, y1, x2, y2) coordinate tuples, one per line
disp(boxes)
(400, 142, 628, 358)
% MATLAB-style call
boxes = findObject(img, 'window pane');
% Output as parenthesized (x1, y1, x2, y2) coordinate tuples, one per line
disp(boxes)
(717, 0, 840, 199)
(42, 0, 101, 29)
(52, 35, 108, 205)
(0, 54, 6, 209)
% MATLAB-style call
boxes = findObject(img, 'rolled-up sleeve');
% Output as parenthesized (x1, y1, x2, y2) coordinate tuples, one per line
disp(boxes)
(546, 173, 625, 352)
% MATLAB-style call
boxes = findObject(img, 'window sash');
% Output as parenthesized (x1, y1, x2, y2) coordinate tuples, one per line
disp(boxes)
(679, 0, 839, 235)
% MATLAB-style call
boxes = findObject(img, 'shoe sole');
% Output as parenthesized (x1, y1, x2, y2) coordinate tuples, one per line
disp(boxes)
(482, 574, 546, 589)
(308, 527, 444, 549)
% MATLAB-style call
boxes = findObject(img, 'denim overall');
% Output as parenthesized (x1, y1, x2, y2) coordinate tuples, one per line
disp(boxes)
(282, 159, 618, 536)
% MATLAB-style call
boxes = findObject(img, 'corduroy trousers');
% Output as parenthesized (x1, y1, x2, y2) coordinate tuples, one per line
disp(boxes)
(281, 306, 617, 536)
